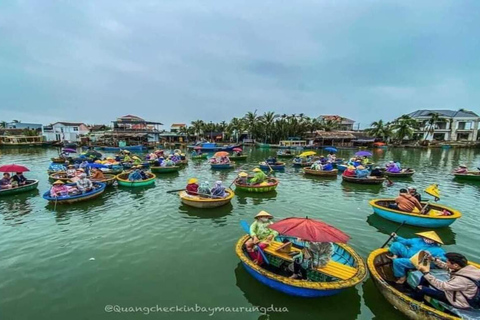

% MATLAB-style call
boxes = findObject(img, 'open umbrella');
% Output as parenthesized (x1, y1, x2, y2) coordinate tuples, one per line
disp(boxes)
(233, 148, 243, 152)
(0, 164, 30, 173)
(324, 147, 337, 153)
(87, 163, 109, 169)
(268, 217, 350, 243)
(62, 148, 77, 153)
(299, 151, 316, 157)
(214, 151, 229, 157)
(355, 151, 372, 157)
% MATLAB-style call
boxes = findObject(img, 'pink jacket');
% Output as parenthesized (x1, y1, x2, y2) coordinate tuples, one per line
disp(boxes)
(424, 262, 480, 309)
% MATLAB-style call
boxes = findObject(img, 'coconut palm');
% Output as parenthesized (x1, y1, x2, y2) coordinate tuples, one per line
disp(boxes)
(391, 115, 419, 142)
(244, 110, 259, 140)
(365, 120, 392, 141)
(190, 120, 205, 139)
(260, 111, 276, 143)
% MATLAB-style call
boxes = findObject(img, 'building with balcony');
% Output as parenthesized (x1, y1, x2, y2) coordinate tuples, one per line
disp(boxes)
(407, 109, 480, 141)
(6, 121, 43, 131)
(97, 115, 163, 146)
(43, 122, 89, 142)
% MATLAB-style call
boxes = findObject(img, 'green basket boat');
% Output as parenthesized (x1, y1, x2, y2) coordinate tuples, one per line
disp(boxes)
(234, 178, 279, 193)
(116, 172, 156, 187)
(150, 166, 180, 174)
(191, 154, 208, 160)
(453, 172, 480, 181)
(0, 180, 39, 196)
(229, 155, 248, 161)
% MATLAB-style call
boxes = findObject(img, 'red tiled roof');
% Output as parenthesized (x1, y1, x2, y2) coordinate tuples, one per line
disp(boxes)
(171, 123, 186, 127)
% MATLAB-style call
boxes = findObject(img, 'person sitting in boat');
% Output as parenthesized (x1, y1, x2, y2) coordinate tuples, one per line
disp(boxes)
(290, 241, 334, 280)
(414, 252, 480, 309)
(361, 156, 369, 166)
(180, 153, 186, 161)
(186, 178, 199, 195)
(90, 168, 105, 180)
(220, 156, 230, 164)
(322, 161, 334, 171)
(343, 165, 357, 177)
(149, 153, 158, 161)
(66, 165, 77, 178)
(250, 168, 267, 185)
(266, 157, 277, 165)
(79, 160, 90, 176)
(386, 161, 401, 173)
(128, 168, 143, 181)
(454, 165, 468, 174)
(138, 167, 148, 180)
(198, 181, 211, 198)
(246, 211, 278, 264)
(12, 172, 27, 186)
(123, 153, 132, 162)
(233, 150, 243, 156)
(407, 186, 421, 202)
(165, 158, 175, 167)
(76, 174, 93, 193)
(0, 173, 12, 190)
(132, 156, 142, 166)
(211, 181, 226, 198)
(327, 152, 336, 162)
(50, 180, 69, 197)
(370, 166, 384, 177)
(310, 161, 322, 171)
(395, 160, 402, 170)
(356, 165, 370, 178)
(389, 189, 424, 213)
(236, 172, 248, 185)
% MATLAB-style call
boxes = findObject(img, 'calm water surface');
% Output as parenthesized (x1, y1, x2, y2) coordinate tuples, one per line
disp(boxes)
(1, 147, 480, 320)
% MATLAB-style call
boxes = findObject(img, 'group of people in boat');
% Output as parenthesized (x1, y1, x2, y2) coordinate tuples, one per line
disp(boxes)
(235, 168, 269, 185)
(0, 172, 29, 190)
(185, 178, 227, 198)
(210, 156, 231, 164)
(245, 211, 334, 279)
(342, 165, 371, 178)
(386, 188, 453, 216)
(127, 166, 150, 181)
(310, 160, 334, 171)
(386, 231, 480, 310)
(49, 174, 95, 197)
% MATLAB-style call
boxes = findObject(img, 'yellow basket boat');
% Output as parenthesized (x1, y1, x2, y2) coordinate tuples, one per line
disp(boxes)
(179, 189, 234, 208)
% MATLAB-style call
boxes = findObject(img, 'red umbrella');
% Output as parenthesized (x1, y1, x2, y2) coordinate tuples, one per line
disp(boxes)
(268, 217, 350, 243)
(194, 146, 201, 150)
(233, 148, 242, 152)
(0, 164, 30, 173)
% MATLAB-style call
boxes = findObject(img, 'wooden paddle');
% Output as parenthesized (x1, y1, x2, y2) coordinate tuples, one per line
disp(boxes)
(240, 220, 270, 265)
(381, 221, 406, 248)
(166, 188, 185, 193)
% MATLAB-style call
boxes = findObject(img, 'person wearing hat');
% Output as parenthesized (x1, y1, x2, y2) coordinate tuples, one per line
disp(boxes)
(185, 178, 199, 195)
(343, 165, 357, 177)
(79, 160, 90, 175)
(123, 152, 132, 162)
(407, 186, 422, 202)
(236, 172, 248, 185)
(250, 168, 267, 185)
(370, 166, 384, 177)
(386, 161, 401, 173)
(246, 211, 278, 264)
(128, 167, 143, 181)
(132, 156, 142, 166)
(90, 168, 106, 180)
(198, 181, 211, 198)
(389, 189, 423, 212)
(322, 161, 334, 171)
(414, 252, 480, 309)
(50, 180, 69, 197)
(388, 231, 446, 284)
(211, 181, 226, 198)
(76, 173, 93, 193)
(11, 172, 27, 187)
(454, 165, 468, 174)
(355, 165, 370, 178)
(66, 165, 77, 178)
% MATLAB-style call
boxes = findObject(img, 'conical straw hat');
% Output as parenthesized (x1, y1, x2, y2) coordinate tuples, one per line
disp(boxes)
(53, 180, 64, 185)
(415, 231, 444, 244)
(255, 210, 273, 219)
(238, 172, 248, 177)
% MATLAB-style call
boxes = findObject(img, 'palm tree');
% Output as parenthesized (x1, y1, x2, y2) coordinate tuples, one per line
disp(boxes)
(190, 120, 205, 140)
(260, 111, 276, 143)
(178, 125, 189, 142)
(391, 115, 419, 142)
(424, 112, 447, 141)
(0, 121, 6, 128)
(229, 117, 244, 143)
(244, 110, 258, 140)
(365, 120, 392, 141)
(217, 121, 228, 141)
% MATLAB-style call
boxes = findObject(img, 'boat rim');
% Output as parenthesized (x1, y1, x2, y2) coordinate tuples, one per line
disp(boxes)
(43, 182, 106, 200)
(369, 199, 462, 219)
(116, 172, 156, 183)
(179, 189, 234, 202)
(234, 178, 279, 188)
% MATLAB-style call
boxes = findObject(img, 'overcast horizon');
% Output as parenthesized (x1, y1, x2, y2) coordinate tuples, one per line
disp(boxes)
(1, 0, 479, 129)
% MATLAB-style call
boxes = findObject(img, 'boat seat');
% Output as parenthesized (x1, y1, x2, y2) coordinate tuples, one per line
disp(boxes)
(263, 241, 358, 280)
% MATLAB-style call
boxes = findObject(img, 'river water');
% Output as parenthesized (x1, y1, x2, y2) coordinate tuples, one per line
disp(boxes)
(1, 147, 479, 320)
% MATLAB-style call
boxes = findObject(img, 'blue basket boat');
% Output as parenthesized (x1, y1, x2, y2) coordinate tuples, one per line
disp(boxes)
(43, 182, 106, 204)
(259, 162, 285, 171)
(210, 162, 235, 170)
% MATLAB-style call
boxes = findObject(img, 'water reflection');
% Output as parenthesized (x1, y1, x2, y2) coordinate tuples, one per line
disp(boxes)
(366, 214, 456, 245)
(179, 203, 233, 219)
(362, 278, 405, 320)
(235, 192, 277, 205)
(234, 263, 361, 320)
(341, 183, 384, 195)
(0, 190, 39, 225)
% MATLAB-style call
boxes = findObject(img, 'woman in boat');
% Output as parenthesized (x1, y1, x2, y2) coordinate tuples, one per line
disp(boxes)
(389, 189, 423, 213)
(66, 165, 77, 178)
(90, 168, 105, 180)
(414, 252, 480, 309)
(454, 165, 468, 174)
(50, 180, 69, 197)
(343, 165, 357, 177)
(356, 165, 370, 178)
(79, 160, 90, 176)
(128, 168, 143, 181)
(290, 242, 334, 279)
(76, 174, 93, 193)
(11, 172, 27, 186)
(310, 161, 322, 171)
(407, 186, 422, 202)
(322, 161, 334, 171)
(386, 161, 401, 173)
(327, 152, 336, 162)
(266, 156, 277, 165)
(211, 181, 226, 198)
(186, 178, 199, 195)
(236, 172, 248, 185)
(250, 168, 267, 185)
(388, 231, 446, 284)
(198, 181, 211, 198)
(123, 152, 132, 162)
(370, 166, 384, 177)
(132, 156, 142, 166)
(0, 173, 12, 190)
(246, 211, 278, 264)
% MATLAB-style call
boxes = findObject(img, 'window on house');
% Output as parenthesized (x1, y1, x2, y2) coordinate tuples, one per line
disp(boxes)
(457, 122, 466, 130)
(433, 133, 445, 141)
(457, 133, 470, 140)
(73, 127, 79, 131)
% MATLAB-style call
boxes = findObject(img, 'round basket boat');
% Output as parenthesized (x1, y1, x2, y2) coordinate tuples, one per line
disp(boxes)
(259, 162, 285, 171)
(453, 172, 480, 181)
(236, 235, 367, 298)
(51, 157, 68, 164)
(303, 168, 338, 177)
(234, 178, 279, 193)
(292, 161, 312, 167)
(369, 199, 462, 228)
(175, 160, 188, 166)
(210, 162, 235, 170)
(150, 166, 180, 174)
(383, 170, 415, 178)
(368, 248, 480, 320)
(342, 176, 385, 185)
(49, 172, 73, 183)
(277, 153, 295, 159)
(0, 180, 39, 197)
(179, 189, 234, 208)
(43, 182, 106, 204)
(116, 172, 156, 187)
(91, 174, 117, 187)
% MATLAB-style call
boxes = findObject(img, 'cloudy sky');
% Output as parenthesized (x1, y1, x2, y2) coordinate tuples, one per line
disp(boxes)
(1, 0, 479, 128)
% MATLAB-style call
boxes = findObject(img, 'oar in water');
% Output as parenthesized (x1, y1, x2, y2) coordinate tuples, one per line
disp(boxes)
(240, 220, 270, 265)
(166, 188, 185, 193)
(381, 221, 406, 248)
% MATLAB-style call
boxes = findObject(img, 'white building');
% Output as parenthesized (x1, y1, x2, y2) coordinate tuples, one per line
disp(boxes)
(408, 109, 480, 141)
(43, 122, 90, 142)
